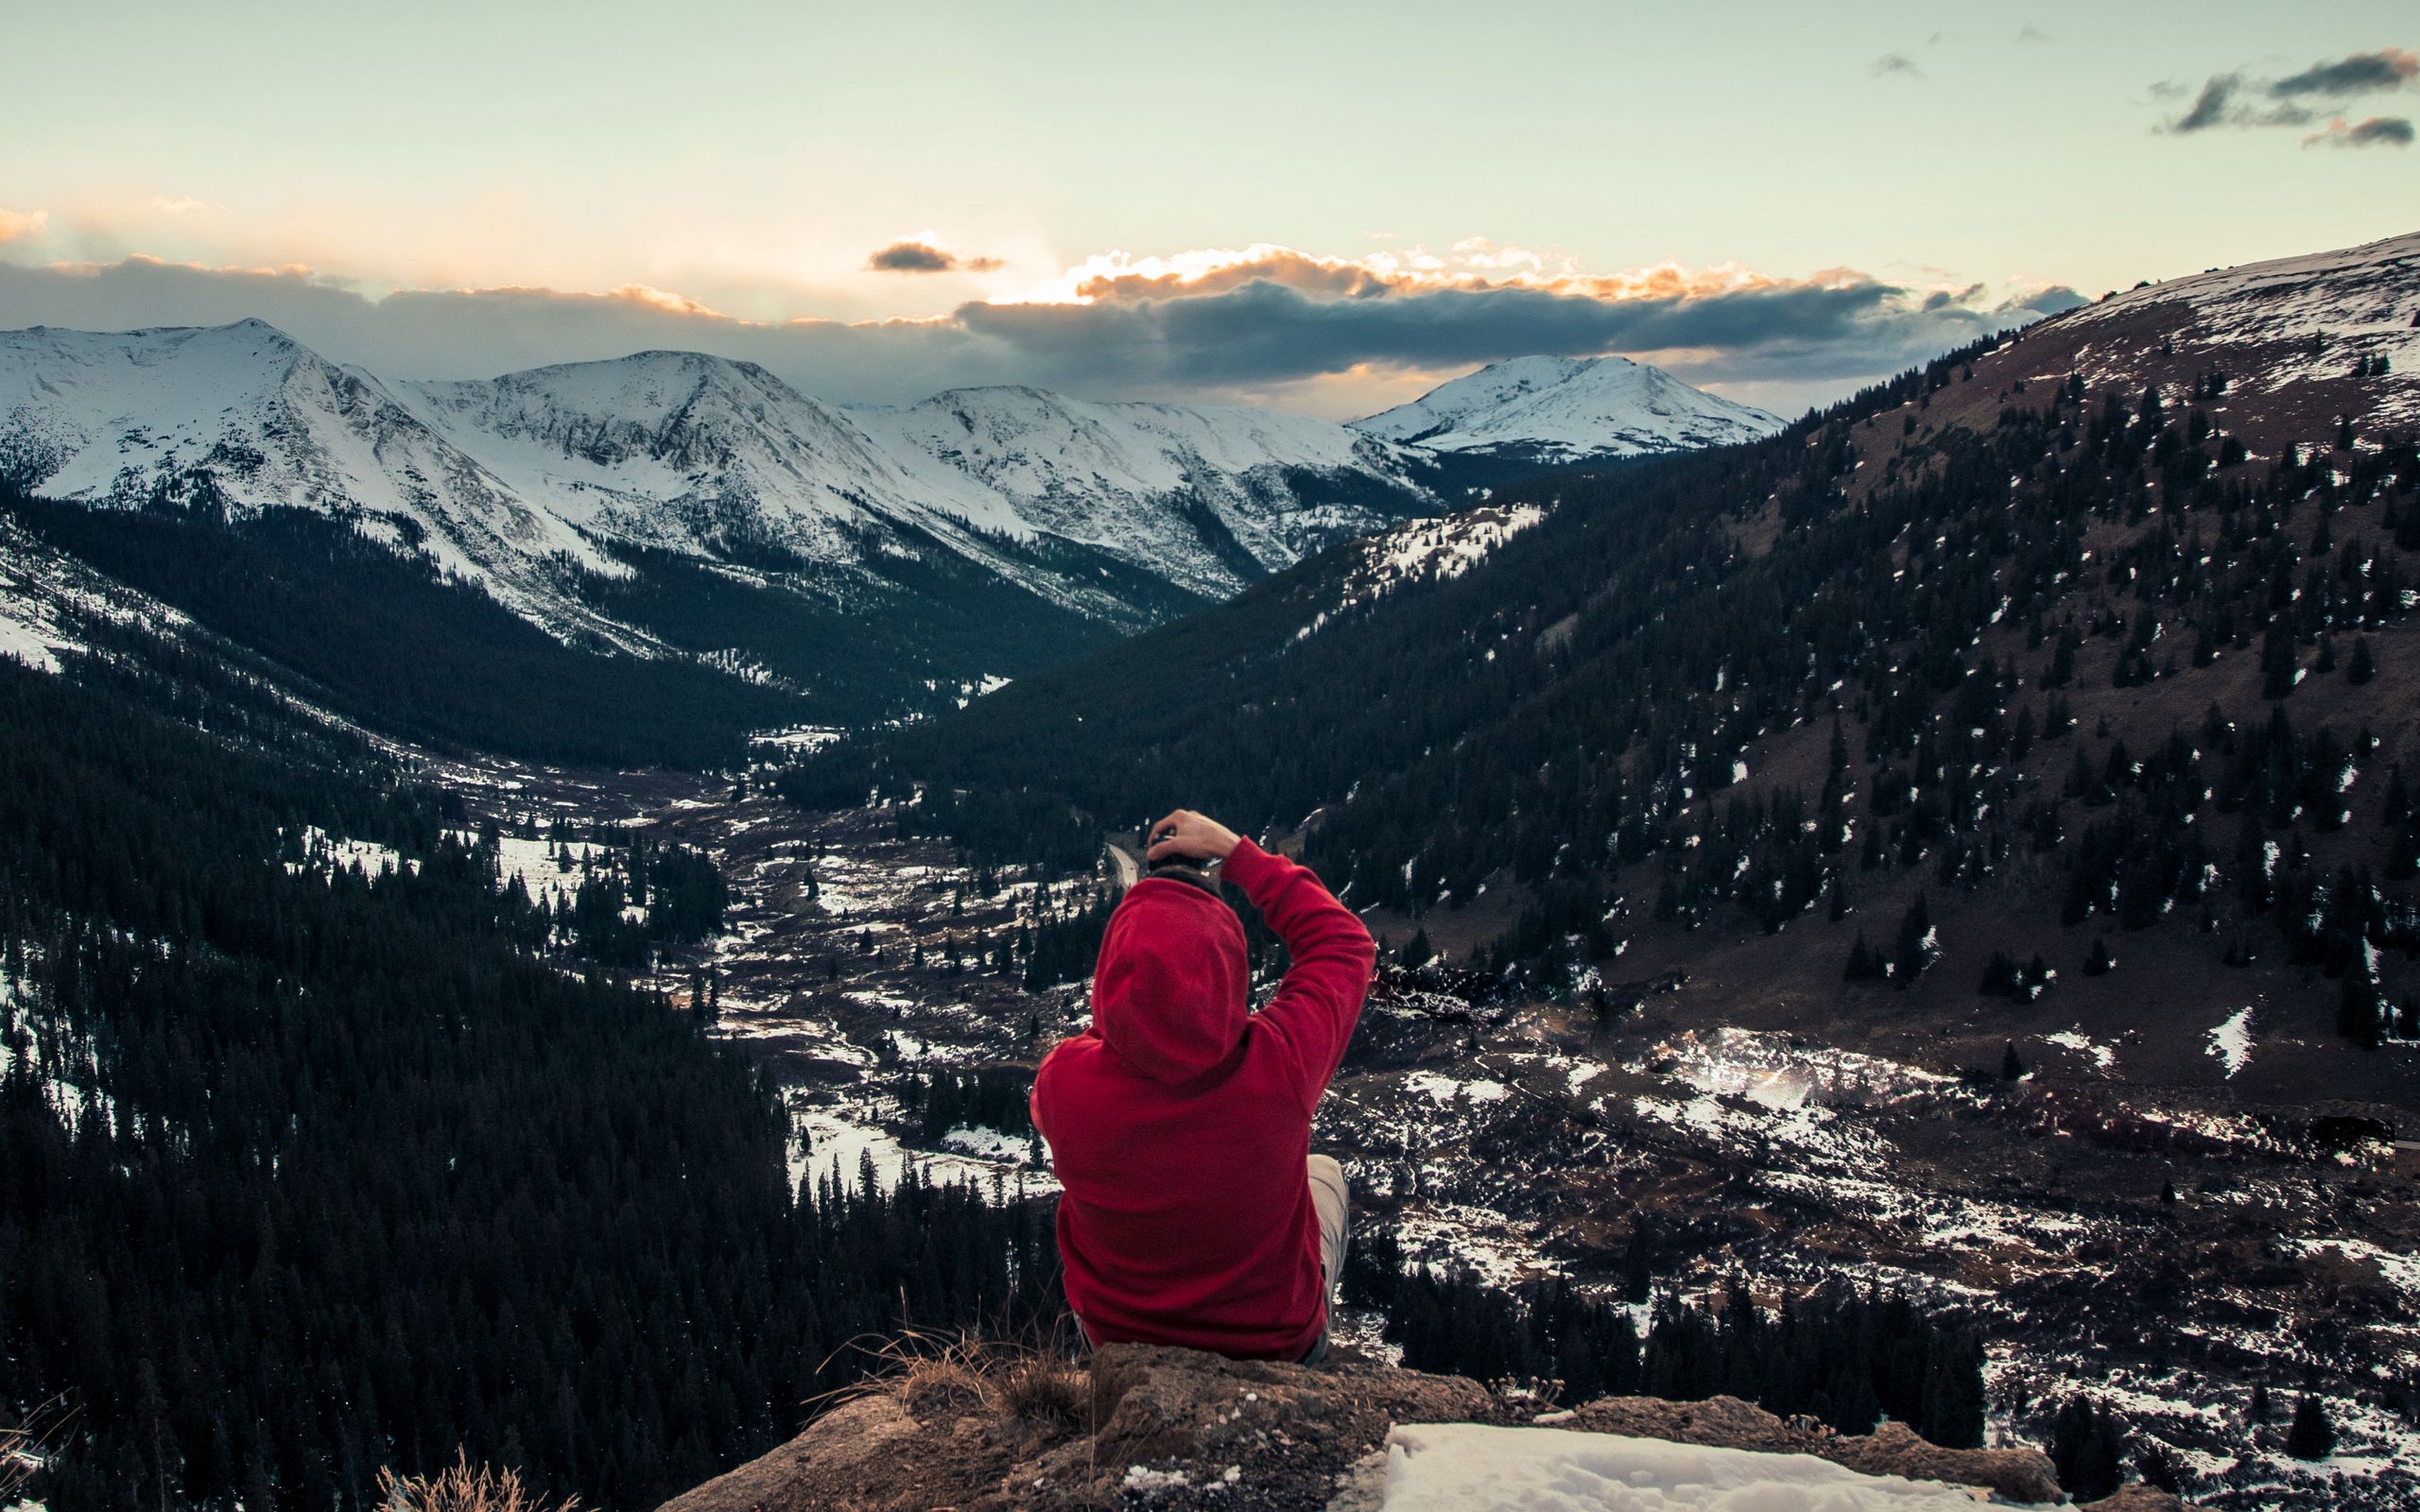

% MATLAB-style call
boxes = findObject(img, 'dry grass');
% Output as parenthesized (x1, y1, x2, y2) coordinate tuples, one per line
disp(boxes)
(824, 1325, 1091, 1429)
(3, 1400, 72, 1507)
(2, 1426, 31, 1506)
(376, 1452, 578, 1512)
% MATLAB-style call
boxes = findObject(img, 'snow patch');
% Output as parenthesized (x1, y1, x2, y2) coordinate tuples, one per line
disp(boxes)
(1378, 1423, 1997, 1511)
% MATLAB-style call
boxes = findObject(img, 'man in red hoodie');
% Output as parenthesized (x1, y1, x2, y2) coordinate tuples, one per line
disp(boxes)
(1031, 808, 1374, 1363)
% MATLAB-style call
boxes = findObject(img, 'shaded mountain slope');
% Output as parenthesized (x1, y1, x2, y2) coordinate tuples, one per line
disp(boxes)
(787, 231, 2420, 1109)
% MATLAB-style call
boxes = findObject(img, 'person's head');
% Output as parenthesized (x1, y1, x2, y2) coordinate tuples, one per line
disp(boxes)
(1090, 872, 1247, 1084)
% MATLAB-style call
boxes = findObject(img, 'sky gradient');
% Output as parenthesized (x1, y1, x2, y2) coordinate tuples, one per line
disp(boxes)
(3, 1, 2414, 418)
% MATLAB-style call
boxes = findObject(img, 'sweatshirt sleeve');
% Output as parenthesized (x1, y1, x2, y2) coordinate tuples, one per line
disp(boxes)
(1224, 837, 1375, 1108)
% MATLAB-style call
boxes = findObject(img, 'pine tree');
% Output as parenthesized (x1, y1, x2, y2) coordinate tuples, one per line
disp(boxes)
(1892, 896, 1934, 988)
(1844, 932, 1880, 983)
(2348, 637, 2376, 686)
(2001, 1041, 2026, 1081)
(2287, 1394, 2336, 1461)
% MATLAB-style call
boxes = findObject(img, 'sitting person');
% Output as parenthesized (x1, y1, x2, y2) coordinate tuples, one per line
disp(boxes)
(1031, 808, 1374, 1362)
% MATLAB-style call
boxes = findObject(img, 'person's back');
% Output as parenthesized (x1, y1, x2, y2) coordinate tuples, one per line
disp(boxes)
(1031, 810, 1374, 1361)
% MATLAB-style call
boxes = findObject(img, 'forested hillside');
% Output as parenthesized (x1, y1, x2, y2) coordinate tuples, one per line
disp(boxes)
(789, 241, 2420, 1098)
(0, 654, 1061, 1512)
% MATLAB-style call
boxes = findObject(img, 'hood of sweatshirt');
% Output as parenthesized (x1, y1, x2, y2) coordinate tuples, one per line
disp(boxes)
(1091, 876, 1249, 1084)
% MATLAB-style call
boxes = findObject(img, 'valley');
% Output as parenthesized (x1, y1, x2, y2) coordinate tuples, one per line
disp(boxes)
(383, 747, 2418, 1510)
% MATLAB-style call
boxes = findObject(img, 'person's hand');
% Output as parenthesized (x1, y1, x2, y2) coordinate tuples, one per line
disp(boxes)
(1146, 809, 1241, 866)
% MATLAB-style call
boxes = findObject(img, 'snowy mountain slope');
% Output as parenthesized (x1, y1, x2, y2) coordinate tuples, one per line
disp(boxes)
(852, 386, 1436, 597)
(0, 321, 1450, 643)
(0, 320, 636, 643)
(1353, 354, 1785, 462)
(2052, 229, 2420, 431)
(397, 353, 1053, 585)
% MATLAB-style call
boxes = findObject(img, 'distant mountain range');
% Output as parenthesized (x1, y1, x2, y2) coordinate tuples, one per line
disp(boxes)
(1352, 353, 1784, 462)
(0, 321, 1776, 754)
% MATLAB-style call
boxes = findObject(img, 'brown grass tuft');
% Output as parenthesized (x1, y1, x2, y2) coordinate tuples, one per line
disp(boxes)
(2, 1426, 31, 1505)
(823, 1324, 1089, 1429)
(376, 1452, 578, 1512)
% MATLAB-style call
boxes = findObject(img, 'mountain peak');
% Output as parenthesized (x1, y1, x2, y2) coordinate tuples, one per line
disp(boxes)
(1353, 352, 1783, 462)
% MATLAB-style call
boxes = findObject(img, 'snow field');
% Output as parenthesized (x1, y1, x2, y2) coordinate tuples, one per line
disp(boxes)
(1377, 1424, 1997, 1511)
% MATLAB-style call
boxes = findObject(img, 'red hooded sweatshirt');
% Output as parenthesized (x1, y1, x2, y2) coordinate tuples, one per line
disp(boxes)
(1031, 838, 1374, 1361)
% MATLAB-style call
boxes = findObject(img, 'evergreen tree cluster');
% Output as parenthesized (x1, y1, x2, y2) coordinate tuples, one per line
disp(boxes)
(2047, 1396, 2127, 1501)
(0, 657, 1059, 1512)
(1350, 1245, 1984, 1447)
(898, 1066, 1036, 1143)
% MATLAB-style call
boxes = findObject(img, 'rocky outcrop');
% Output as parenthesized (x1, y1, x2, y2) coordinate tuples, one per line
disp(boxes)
(1558, 1396, 2066, 1503)
(655, 1344, 2195, 1511)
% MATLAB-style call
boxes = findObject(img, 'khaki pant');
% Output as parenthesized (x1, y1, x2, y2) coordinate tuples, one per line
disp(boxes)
(1307, 1152, 1349, 1306)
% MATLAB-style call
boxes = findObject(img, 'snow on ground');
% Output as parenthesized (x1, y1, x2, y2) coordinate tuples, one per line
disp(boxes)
(749, 726, 844, 756)
(2206, 1006, 2256, 1078)
(2064, 231, 2420, 427)
(787, 1102, 1058, 1198)
(458, 832, 609, 911)
(1301, 502, 1547, 637)
(2042, 1029, 2117, 1071)
(1404, 1070, 1511, 1105)
(1376, 1424, 1993, 1511)
(2291, 1237, 2420, 1301)
(1391, 1204, 1557, 1289)
(0, 968, 112, 1134)
(283, 825, 414, 880)
(1655, 1027, 1952, 1110)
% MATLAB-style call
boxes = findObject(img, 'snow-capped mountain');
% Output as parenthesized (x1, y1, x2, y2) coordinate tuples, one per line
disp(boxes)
(1353, 354, 1785, 462)
(0, 321, 1454, 643)
(398, 352, 1038, 575)
(853, 387, 1429, 597)
(0, 320, 636, 642)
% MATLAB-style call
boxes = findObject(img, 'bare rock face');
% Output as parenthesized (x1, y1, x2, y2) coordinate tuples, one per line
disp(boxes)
(653, 1345, 2187, 1511)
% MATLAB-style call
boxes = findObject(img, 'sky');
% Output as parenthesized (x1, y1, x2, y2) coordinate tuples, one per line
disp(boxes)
(2, 0, 2414, 419)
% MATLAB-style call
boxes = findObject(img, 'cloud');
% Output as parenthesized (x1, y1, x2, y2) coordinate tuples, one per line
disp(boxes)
(2166, 74, 2314, 133)
(2015, 26, 2052, 43)
(0, 209, 49, 245)
(0, 245, 2083, 419)
(1870, 52, 1921, 77)
(2167, 47, 2415, 134)
(149, 195, 226, 216)
(2304, 114, 2415, 148)
(2272, 47, 2418, 98)
(866, 239, 1004, 274)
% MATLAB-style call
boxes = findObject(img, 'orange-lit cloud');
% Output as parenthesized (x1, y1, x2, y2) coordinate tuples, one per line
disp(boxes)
(0, 209, 49, 245)
(0, 236, 2083, 420)
(1008, 239, 1871, 315)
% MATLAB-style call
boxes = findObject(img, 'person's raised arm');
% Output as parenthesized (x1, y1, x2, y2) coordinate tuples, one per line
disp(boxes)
(1148, 809, 1374, 1106)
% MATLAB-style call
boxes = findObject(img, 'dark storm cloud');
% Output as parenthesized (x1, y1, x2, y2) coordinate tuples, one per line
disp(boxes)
(2165, 47, 2414, 134)
(2272, 48, 2419, 98)
(0, 253, 2083, 409)
(2305, 115, 2416, 148)
(954, 274, 2082, 390)
(866, 240, 1004, 274)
